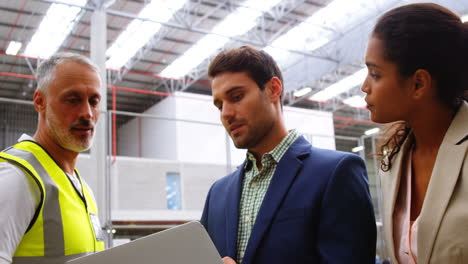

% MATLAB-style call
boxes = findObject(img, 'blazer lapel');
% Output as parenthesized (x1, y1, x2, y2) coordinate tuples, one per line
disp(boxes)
(225, 163, 245, 259)
(418, 102, 468, 263)
(382, 137, 412, 262)
(242, 138, 309, 263)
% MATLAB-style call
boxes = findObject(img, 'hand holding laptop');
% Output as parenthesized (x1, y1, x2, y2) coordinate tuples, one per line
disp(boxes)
(222, 256, 236, 264)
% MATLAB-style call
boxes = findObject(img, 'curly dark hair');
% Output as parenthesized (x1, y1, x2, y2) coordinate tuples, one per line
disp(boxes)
(377, 122, 411, 171)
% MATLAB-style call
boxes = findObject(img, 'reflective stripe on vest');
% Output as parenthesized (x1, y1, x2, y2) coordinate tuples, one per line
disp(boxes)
(0, 141, 104, 263)
(5, 147, 65, 256)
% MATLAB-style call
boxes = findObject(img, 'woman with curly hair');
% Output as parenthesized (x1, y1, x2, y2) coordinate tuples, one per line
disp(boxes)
(361, 3, 468, 263)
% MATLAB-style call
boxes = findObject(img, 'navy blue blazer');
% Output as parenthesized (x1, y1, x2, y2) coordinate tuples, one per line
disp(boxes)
(201, 136, 376, 264)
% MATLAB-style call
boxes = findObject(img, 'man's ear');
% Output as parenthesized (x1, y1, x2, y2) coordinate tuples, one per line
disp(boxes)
(33, 90, 46, 113)
(411, 69, 432, 100)
(267, 76, 283, 103)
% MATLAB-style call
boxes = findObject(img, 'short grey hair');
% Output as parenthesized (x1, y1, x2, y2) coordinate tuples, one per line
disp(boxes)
(36, 52, 101, 94)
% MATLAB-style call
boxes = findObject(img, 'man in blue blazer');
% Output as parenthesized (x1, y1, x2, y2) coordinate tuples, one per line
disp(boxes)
(201, 46, 376, 264)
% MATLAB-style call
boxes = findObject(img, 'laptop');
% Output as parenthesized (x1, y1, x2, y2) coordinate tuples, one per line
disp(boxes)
(67, 221, 223, 264)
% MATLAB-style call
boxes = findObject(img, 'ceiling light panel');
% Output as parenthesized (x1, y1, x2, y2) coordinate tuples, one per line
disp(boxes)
(352, 146, 364, 153)
(160, 0, 283, 79)
(343, 95, 366, 108)
(309, 68, 367, 101)
(23, 0, 86, 59)
(6, 41, 22, 55)
(293, 87, 312, 97)
(462, 14, 468, 22)
(106, 0, 188, 70)
(266, 0, 383, 62)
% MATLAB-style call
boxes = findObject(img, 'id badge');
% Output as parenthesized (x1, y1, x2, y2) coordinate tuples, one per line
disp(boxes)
(89, 213, 105, 241)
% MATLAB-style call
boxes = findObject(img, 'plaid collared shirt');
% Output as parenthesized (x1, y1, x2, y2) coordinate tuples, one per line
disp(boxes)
(236, 130, 299, 263)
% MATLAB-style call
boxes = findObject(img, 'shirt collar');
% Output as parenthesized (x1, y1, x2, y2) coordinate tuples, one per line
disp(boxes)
(244, 129, 299, 170)
(18, 133, 34, 142)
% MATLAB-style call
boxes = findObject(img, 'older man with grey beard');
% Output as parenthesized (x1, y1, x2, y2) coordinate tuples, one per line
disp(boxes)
(0, 52, 105, 264)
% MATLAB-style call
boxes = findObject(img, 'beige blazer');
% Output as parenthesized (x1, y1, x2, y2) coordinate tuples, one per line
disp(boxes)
(381, 101, 468, 264)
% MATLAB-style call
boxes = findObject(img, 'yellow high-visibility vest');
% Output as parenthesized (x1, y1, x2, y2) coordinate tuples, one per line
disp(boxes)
(0, 140, 105, 263)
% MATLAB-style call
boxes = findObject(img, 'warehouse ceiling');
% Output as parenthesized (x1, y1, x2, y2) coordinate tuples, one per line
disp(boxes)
(0, 0, 467, 152)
